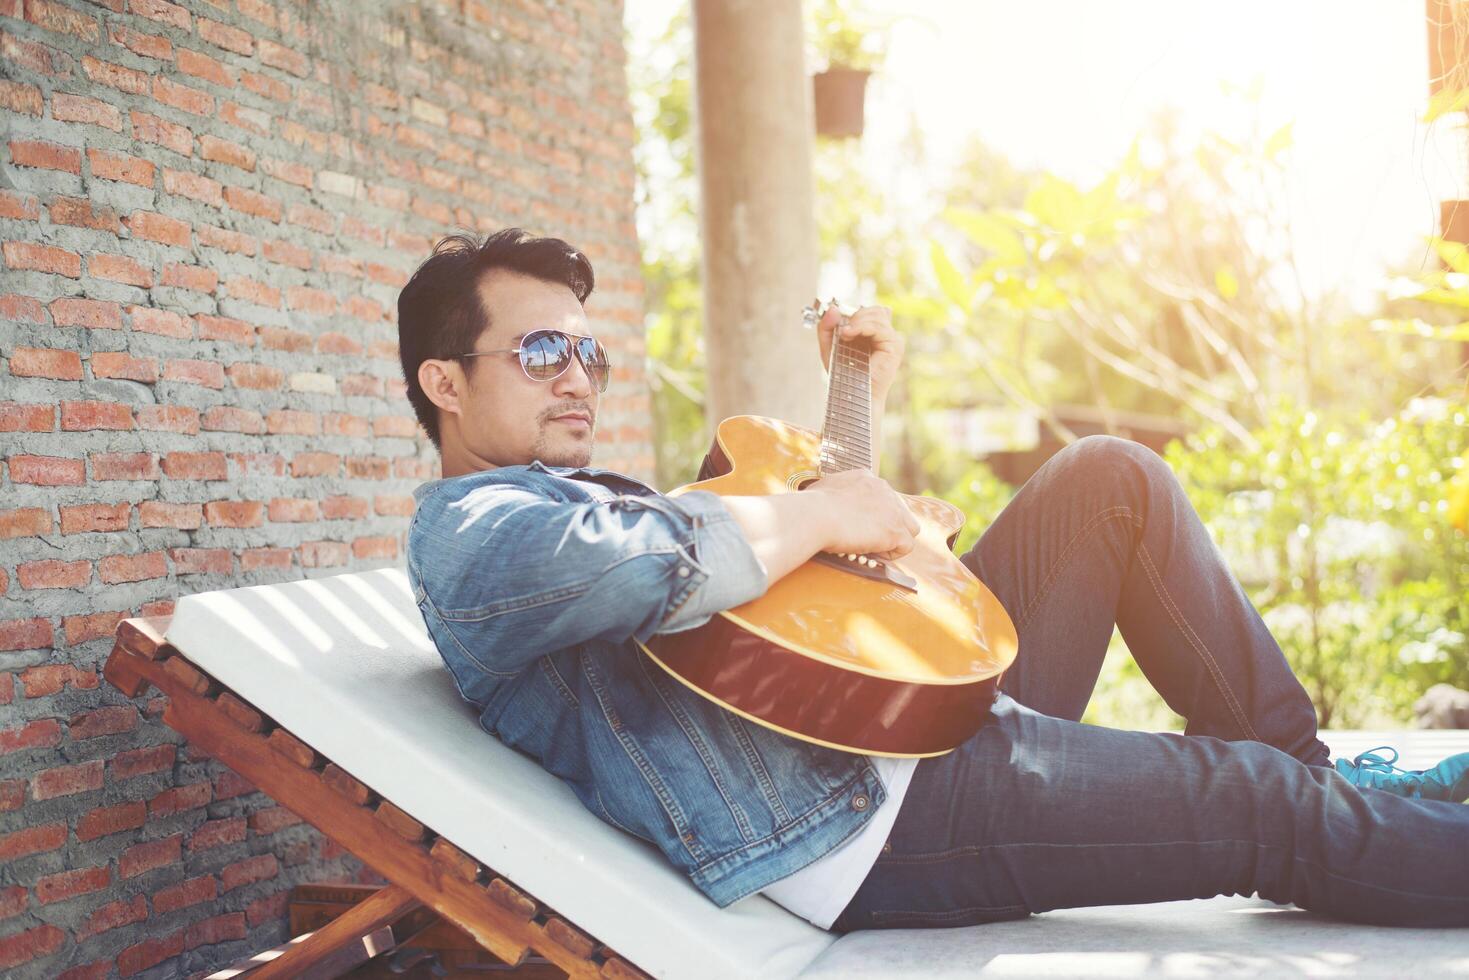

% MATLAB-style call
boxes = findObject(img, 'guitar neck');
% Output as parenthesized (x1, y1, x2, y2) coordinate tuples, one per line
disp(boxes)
(817, 330, 873, 476)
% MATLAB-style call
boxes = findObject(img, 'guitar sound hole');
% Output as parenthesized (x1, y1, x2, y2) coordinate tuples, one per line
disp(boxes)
(795, 477, 818, 491)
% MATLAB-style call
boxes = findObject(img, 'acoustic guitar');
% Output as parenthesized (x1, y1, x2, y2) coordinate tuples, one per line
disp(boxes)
(639, 300, 1019, 757)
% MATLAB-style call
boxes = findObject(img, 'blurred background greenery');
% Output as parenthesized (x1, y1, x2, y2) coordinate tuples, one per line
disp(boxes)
(627, 2, 1469, 730)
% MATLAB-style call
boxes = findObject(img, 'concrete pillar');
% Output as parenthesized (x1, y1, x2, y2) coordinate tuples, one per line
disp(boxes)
(691, 0, 824, 431)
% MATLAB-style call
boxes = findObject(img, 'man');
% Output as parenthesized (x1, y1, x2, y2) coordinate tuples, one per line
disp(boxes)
(400, 228, 1469, 931)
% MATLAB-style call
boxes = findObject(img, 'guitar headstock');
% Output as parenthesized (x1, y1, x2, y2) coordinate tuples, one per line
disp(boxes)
(805, 298, 874, 365)
(802, 297, 857, 331)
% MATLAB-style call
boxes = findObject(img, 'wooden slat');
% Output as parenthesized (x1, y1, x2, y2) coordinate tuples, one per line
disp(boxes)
(545, 917, 597, 959)
(247, 884, 419, 980)
(162, 656, 210, 695)
(268, 728, 318, 768)
(102, 648, 150, 698)
(430, 838, 480, 883)
(374, 800, 425, 842)
(487, 878, 537, 920)
(217, 691, 265, 733)
(117, 616, 171, 660)
(322, 764, 371, 806)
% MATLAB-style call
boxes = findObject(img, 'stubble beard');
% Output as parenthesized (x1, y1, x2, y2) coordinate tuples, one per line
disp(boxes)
(530, 423, 594, 468)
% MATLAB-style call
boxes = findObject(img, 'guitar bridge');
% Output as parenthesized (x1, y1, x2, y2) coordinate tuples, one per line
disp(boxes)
(812, 551, 919, 593)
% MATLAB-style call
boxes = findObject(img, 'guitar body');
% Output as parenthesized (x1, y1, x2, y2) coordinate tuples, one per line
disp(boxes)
(639, 414, 1020, 757)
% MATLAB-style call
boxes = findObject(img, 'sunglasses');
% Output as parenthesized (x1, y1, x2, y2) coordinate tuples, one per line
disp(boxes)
(455, 328, 610, 393)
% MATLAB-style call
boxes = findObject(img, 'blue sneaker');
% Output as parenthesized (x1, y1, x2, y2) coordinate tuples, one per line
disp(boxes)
(1333, 745, 1469, 802)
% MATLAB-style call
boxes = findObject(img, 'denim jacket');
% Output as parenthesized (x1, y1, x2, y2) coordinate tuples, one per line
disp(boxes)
(406, 461, 885, 907)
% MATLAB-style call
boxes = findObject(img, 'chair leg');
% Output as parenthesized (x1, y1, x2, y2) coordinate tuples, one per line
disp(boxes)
(246, 884, 421, 980)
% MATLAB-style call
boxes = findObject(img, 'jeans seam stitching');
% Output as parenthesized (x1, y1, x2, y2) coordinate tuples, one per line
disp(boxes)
(870, 904, 1028, 921)
(1136, 542, 1261, 742)
(636, 654, 758, 842)
(539, 657, 580, 709)
(579, 650, 704, 864)
(721, 713, 793, 823)
(879, 836, 1255, 864)
(1017, 505, 1137, 629)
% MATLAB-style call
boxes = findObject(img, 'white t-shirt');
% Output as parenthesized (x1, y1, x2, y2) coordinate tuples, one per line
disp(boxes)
(759, 755, 919, 929)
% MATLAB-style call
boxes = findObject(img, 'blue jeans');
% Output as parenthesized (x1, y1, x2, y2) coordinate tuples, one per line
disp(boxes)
(832, 436, 1469, 929)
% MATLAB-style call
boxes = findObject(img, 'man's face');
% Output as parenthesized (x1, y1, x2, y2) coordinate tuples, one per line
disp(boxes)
(429, 269, 600, 471)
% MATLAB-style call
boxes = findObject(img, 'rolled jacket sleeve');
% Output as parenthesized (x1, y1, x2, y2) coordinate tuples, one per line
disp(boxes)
(656, 490, 770, 634)
(408, 479, 768, 677)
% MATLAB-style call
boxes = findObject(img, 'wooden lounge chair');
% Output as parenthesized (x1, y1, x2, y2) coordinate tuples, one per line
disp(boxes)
(103, 568, 1469, 979)
(104, 619, 622, 979)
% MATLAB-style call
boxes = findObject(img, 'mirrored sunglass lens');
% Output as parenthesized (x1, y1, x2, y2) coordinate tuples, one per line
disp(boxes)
(576, 337, 609, 390)
(521, 331, 571, 380)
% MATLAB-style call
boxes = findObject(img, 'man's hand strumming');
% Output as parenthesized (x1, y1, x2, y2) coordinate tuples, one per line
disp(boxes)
(806, 469, 920, 562)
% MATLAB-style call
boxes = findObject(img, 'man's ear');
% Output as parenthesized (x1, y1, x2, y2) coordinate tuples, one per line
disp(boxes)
(418, 358, 466, 420)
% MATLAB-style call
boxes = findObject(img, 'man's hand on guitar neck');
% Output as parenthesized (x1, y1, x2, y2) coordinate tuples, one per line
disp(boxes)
(719, 470, 920, 589)
(816, 304, 903, 402)
(817, 304, 903, 466)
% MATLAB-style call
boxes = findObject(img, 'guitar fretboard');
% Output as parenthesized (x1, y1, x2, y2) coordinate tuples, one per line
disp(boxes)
(818, 333, 872, 475)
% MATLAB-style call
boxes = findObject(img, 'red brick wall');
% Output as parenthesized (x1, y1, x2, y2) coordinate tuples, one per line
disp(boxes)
(0, 0, 646, 974)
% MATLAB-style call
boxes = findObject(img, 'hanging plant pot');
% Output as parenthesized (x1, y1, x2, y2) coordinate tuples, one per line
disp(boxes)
(813, 68, 871, 139)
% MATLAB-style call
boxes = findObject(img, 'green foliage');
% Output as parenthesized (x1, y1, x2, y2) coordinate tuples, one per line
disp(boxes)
(807, 0, 889, 71)
(627, 8, 705, 489)
(1166, 399, 1469, 727)
(1374, 237, 1469, 341)
(1082, 632, 1186, 733)
(927, 107, 1462, 449)
(643, 253, 707, 488)
(919, 460, 1013, 558)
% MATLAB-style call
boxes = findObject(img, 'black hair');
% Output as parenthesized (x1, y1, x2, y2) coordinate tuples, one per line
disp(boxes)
(397, 227, 595, 448)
